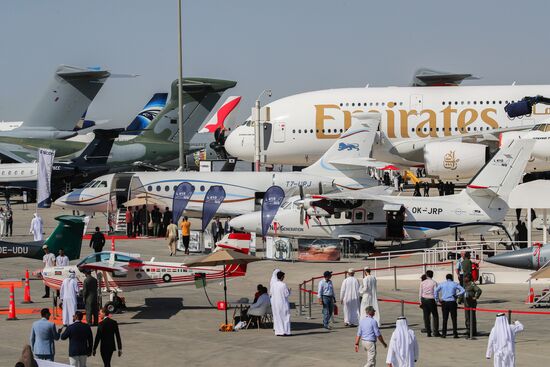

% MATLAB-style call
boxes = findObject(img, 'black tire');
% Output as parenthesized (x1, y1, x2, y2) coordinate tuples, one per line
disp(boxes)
(104, 301, 117, 314)
(162, 274, 172, 283)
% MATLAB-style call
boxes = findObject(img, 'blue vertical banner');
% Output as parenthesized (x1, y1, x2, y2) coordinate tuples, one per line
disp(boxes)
(37, 148, 56, 208)
(261, 186, 285, 237)
(172, 182, 195, 223)
(201, 186, 226, 231)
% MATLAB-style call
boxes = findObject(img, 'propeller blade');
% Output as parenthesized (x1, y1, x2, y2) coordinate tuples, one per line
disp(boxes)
(299, 184, 304, 200)
(318, 182, 323, 195)
(300, 207, 304, 225)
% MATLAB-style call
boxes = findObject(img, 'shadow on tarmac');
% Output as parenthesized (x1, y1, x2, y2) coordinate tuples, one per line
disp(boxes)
(130, 297, 184, 319)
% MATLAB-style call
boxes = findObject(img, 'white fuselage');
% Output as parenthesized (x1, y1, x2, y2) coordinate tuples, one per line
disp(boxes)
(225, 85, 550, 166)
(0, 121, 23, 131)
(230, 191, 505, 242)
(54, 170, 375, 215)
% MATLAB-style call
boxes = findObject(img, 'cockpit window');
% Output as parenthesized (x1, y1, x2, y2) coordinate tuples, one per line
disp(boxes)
(84, 181, 97, 188)
(77, 252, 110, 266)
(98, 181, 107, 188)
(242, 120, 253, 127)
(114, 254, 141, 263)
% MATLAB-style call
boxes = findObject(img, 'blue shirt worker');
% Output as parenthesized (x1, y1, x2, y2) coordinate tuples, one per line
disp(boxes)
(354, 306, 387, 367)
(318, 270, 336, 329)
(435, 273, 465, 338)
(30, 308, 60, 361)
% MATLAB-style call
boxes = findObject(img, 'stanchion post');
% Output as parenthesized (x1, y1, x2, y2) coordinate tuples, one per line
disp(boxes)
(393, 266, 398, 291)
(308, 278, 313, 319)
(400, 300, 404, 317)
(423, 263, 427, 274)
(508, 310, 512, 324)
(298, 283, 304, 316)
(469, 308, 475, 340)
(451, 261, 454, 276)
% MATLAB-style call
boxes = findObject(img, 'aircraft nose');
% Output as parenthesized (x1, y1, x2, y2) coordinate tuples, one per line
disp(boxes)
(225, 128, 254, 160)
(485, 247, 534, 270)
(229, 212, 261, 233)
(53, 189, 83, 208)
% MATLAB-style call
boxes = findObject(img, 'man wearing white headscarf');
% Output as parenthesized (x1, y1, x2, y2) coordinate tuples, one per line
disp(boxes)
(486, 313, 524, 367)
(271, 271, 291, 336)
(360, 267, 380, 324)
(340, 268, 360, 326)
(386, 317, 418, 367)
(269, 268, 281, 296)
(30, 213, 44, 241)
(60, 271, 79, 326)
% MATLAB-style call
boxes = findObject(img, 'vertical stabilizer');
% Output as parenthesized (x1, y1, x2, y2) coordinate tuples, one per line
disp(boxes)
(302, 113, 380, 178)
(467, 139, 534, 201)
(125, 93, 168, 134)
(25, 65, 110, 130)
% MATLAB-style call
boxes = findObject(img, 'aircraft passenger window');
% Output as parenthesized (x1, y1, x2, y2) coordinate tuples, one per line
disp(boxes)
(334, 212, 341, 219)
(367, 212, 374, 220)
(21, 170, 24, 175)
(370, 103, 373, 106)
(7, 171, 11, 175)
(461, 101, 464, 105)
(339, 103, 343, 107)
(292, 129, 295, 133)
(352, 103, 355, 106)
(298, 129, 301, 133)
(486, 101, 490, 104)
(473, 127, 477, 131)
(454, 101, 458, 105)
(200, 185, 205, 191)
(316, 129, 319, 133)
(467, 101, 471, 104)
(423, 128, 427, 132)
(411, 128, 415, 132)
(480, 101, 483, 104)
(499, 101, 502, 104)
(345, 211, 352, 220)
(399, 102, 403, 106)
(328, 129, 331, 133)
(346, 103, 349, 106)
(355, 212, 363, 221)
(505, 101, 509, 104)
(442, 102, 445, 105)
(364, 103, 368, 106)
(455, 127, 458, 131)
(381, 102, 385, 106)
(156, 186, 161, 191)
(148, 186, 152, 192)
(340, 129, 343, 133)
(173, 186, 178, 191)
(493, 101, 496, 104)
(375, 102, 379, 106)
(14, 171, 17, 175)
(165, 186, 170, 191)
(473, 101, 477, 105)
(430, 128, 433, 132)
(436, 128, 439, 132)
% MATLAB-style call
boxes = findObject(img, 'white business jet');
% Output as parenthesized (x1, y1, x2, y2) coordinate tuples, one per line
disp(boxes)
(230, 139, 534, 244)
(225, 79, 550, 179)
(53, 114, 382, 215)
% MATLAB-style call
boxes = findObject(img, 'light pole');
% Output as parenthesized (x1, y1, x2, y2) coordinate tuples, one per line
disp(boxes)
(177, 0, 185, 171)
(254, 89, 271, 172)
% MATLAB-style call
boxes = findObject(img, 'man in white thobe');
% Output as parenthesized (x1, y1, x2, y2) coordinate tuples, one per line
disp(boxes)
(271, 271, 291, 336)
(386, 317, 419, 367)
(486, 313, 524, 367)
(340, 268, 360, 326)
(269, 268, 280, 296)
(0, 207, 6, 237)
(360, 267, 380, 324)
(30, 213, 44, 241)
(60, 271, 79, 326)
(56, 249, 69, 267)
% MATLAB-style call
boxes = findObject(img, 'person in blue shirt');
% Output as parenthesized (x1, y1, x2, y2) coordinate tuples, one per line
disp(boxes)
(435, 273, 465, 338)
(30, 308, 60, 361)
(318, 270, 336, 329)
(354, 306, 387, 367)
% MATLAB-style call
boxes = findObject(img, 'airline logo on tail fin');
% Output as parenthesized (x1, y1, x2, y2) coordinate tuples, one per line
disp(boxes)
(199, 96, 242, 133)
(125, 93, 168, 134)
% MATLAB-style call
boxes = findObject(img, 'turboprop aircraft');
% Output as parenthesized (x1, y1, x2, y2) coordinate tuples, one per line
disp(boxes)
(0, 78, 236, 170)
(41, 239, 250, 312)
(229, 139, 534, 244)
(53, 114, 382, 215)
(0, 65, 110, 139)
(0, 215, 83, 260)
(225, 70, 550, 179)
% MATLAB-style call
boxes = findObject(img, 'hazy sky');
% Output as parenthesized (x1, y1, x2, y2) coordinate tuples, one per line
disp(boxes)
(2, 0, 550, 126)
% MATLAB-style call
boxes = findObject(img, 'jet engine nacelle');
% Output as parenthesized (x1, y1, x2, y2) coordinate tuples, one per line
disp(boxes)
(423, 142, 488, 180)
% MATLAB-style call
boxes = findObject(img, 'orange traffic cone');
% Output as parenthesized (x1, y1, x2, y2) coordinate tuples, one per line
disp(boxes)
(22, 269, 33, 304)
(528, 287, 535, 304)
(111, 238, 115, 252)
(7, 284, 17, 320)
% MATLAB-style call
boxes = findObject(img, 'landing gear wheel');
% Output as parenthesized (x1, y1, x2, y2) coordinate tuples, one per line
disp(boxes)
(104, 301, 118, 314)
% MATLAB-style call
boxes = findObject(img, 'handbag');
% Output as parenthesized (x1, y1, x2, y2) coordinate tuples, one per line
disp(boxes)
(334, 305, 339, 316)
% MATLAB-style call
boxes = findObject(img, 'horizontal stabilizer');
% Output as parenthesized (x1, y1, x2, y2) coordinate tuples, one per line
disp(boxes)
(411, 68, 479, 87)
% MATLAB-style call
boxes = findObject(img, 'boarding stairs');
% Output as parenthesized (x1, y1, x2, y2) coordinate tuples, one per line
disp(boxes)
(532, 288, 550, 308)
(114, 208, 127, 232)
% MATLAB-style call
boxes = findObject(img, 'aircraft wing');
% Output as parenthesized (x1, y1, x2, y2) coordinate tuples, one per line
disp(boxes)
(78, 261, 139, 273)
(312, 185, 393, 201)
(0, 143, 37, 163)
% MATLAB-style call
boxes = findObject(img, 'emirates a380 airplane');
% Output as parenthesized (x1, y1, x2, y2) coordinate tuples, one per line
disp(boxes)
(225, 79, 550, 179)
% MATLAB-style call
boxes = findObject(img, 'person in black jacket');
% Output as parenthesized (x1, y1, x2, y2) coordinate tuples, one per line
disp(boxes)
(90, 227, 105, 253)
(82, 271, 99, 326)
(93, 307, 122, 367)
(162, 207, 172, 237)
(60, 311, 93, 366)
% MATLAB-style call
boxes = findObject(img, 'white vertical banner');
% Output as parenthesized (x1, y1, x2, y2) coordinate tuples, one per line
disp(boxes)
(37, 148, 55, 208)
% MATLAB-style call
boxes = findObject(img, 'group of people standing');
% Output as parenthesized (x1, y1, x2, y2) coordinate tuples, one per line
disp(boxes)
(125, 205, 173, 238)
(29, 305, 122, 367)
(0, 205, 14, 237)
(413, 180, 455, 197)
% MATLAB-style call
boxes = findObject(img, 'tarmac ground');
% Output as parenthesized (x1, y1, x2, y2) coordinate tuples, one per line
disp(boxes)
(0, 203, 549, 366)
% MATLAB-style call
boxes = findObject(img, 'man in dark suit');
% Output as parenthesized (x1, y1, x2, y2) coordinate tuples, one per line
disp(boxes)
(93, 307, 122, 367)
(82, 271, 99, 326)
(89, 227, 106, 253)
(60, 311, 93, 366)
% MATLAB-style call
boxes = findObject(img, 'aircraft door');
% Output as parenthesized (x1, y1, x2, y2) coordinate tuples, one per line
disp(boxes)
(384, 204, 405, 240)
(262, 122, 272, 150)
(273, 122, 286, 143)
(111, 173, 135, 208)
(410, 95, 423, 111)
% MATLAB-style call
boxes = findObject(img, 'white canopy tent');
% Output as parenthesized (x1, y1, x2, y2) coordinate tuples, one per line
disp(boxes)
(508, 180, 550, 247)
